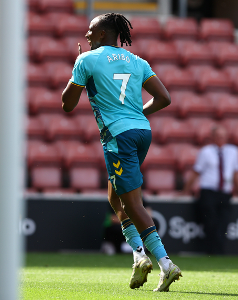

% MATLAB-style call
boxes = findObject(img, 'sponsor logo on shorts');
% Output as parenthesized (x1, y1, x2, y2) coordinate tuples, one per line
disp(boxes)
(113, 160, 123, 176)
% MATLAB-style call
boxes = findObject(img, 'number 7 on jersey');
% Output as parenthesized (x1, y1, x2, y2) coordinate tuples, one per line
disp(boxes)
(113, 73, 131, 104)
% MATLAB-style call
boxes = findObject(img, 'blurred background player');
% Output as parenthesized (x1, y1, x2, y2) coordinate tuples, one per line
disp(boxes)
(183, 125, 238, 254)
(62, 13, 182, 292)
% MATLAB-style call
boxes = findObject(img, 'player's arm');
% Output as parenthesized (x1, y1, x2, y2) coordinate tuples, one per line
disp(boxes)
(142, 76, 171, 116)
(62, 81, 84, 112)
(182, 170, 200, 195)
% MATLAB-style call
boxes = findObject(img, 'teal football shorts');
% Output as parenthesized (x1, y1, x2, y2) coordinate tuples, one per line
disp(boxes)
(103, 129, 152, 195)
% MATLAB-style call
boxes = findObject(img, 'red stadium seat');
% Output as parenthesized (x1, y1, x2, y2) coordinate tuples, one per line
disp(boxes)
(27, 87, 46, 114)
(91, 141, 106, 170)
(163, 18, 198, 41)
(144, 169, 175, 194)
(122, 39, 144, 59)
(74, 115, 99, 143)
(29, 88, 62, 114)
(189, 65, 232, 93)
(208, 41, 238, 67)
(40, 114, 79, 141)
(142, 143, 176, 171)
(42, 188, 76, 194)
(31, 166, 62, 190)
(224, 65, 238, 81)
(146, 41, 179, 65)
(176, 93, 214, 119)
(169, 91, 195, 118)
(199, 19, 234, 42)
(223, 66, 238, 93)
(151, 63, 178, 79)
(27, 62, 48, 87)
(69, 167, 101, 191)
(43, 61, 73, 89)
(63, 36, 91, 63)
(171, 143, 200, 171)
(28, 12, 54, 36)
(206, 93, 238, 119)
(37, 0, 74, 13)
(188, 118, 217, 145)
(27, 140, 62, 167)
(28, 37, 69, 63)
(26, 116, 45, 140)
(178, 41, 214, 67)
(149, 117, 194, 144)
(157, 67, 196, 92)
(59, 141, 100, 169)
(222, 118, 238, 145)
(27, 0, 39, 12)
(52, 13, 88, 37)
(129, 17, 161, 40)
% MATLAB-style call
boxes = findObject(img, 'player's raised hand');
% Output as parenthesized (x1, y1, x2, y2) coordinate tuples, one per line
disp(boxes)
(78, 43, 82, 55)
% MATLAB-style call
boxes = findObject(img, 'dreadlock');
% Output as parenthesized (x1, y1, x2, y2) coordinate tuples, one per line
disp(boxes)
(98, 13, 133, 47)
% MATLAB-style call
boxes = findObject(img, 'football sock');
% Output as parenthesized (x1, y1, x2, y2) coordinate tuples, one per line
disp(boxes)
(140, 226, 169, 271)
(121, 218, 145, 260)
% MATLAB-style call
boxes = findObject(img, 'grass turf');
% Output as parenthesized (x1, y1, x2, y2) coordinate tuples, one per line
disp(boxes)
(21, 253, 238, 299)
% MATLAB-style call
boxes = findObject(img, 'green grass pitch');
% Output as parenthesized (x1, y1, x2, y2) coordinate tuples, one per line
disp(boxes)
(21, 253, 238, 299)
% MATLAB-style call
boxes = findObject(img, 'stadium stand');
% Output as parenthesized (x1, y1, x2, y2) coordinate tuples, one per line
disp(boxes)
(141, 143, 176, 171)
(146, 41, 179, 65)
(25, 2, 237, 194)
(27, 140, 62, 168)
(31, 166, 62, 190)
(178, 41, 214, 67)
(188, 118, 217, 145)
(188, 65, 233, 93)
(199, 19, 234, 42)
(36, 0, 74, 14)
(28, 87, 63, 115)
(129, 17, 161, 40)
(162, 18, 198, 41)
(27, 62, 48, 87)
(28, 36, 69, 62)
(69, 167, 101, 191)
(150, 117, 194, 144)
(43, 61, 73, 88)
(27, 116, 46, 140)
(50, 13, 88, 38)
(28, 12, 54, 36)
(144, 169, 175, 194)
(208, 41, 238, 67)
(175, 92, 214, 119)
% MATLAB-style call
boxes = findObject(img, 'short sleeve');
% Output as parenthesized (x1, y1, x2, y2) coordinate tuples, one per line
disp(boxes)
(193, 148, 207, 174)
(141, 59, 156, 86)
(70, 55, 89, 87)
(234, 147, 238, 171)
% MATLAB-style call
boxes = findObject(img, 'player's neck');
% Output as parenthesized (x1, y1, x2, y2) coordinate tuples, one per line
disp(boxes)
(101, 38, 118, 48)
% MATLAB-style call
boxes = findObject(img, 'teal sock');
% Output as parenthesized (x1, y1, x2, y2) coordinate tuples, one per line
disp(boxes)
(140, 226, 167, 262)
(121, 219, 143, 252)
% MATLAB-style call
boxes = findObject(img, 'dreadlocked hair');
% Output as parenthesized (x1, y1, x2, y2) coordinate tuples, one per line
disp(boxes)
(98, 13, 133, 47)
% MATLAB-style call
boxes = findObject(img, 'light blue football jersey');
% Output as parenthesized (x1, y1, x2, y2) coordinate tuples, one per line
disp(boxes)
(70, 45, 156, 144)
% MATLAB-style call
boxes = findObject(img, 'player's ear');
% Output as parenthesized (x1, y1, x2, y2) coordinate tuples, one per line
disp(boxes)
(100, 30, 106, 39)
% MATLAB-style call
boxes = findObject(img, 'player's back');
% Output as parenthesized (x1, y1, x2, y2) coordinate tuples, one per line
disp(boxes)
(83, 46, 154, 137)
